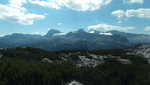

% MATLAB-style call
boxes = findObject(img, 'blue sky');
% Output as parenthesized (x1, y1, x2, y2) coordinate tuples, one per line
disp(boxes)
(0, 0, 150, 36)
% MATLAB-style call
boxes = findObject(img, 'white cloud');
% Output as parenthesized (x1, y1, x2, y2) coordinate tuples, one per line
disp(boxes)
(112, 10, 125, 18)
(29, 0, 112, 11)
(0, 0, 112, 25)
(63, 0, 112, 11)
(144, 26, 150, 31)
(29, 0, 61, 9)
(0, 0, 45, 25)
(125, 0, 144, 4)
(112, 10, 126, 23)
(31, 31, 46, 35)
(126, 8, 150, 18)
(87, 24, 135, 31)
(9, 0, 27, 7)
(112, 8, 150, 22)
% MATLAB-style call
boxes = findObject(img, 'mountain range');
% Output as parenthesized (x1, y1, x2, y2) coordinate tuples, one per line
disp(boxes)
(0, 29, 150, 51)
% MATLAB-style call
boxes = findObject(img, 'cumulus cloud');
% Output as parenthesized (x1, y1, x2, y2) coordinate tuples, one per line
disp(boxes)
(144, 26, 150, 31)
(112, 10, 125, 18)
(63, 0, 112, 11)
(0, 0, 113, 25)
(29, 0, 61, 9)
(29, 0, 112, 11)
(0, 0, 45, 25)
(112, 10, 126, 23)
(9, 0, 27, 7)
(112, 8, 150, 22)
(87, 24, 135, 31)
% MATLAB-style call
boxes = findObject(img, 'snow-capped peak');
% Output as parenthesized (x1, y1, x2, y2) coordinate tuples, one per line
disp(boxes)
(99, 32, 113, 36)
(53, 32, 67, 36)
(89, 30, 95, 33)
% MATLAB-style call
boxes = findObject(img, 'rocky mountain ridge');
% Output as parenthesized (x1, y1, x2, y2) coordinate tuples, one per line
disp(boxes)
(0, 29, 150, 51)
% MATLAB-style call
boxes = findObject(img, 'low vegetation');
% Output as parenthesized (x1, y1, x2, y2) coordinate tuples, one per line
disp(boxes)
(0, 47, 149, 85)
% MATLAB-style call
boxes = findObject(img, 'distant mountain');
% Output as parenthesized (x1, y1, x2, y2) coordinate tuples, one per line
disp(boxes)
(0, 33, 43, 48)
(0, 29, 150, 51)
(109, 30, 150, 44)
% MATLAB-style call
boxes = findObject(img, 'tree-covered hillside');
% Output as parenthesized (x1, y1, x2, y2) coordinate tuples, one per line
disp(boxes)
(0, 47, 150, 85)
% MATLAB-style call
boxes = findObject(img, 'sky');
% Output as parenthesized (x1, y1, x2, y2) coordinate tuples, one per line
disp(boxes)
(0, 0, 150, 36)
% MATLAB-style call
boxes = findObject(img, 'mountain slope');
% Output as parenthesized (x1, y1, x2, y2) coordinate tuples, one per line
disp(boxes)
(109, 30, 150, 44)
(0, 29, 150, 51)
(29, 29, 131, 50)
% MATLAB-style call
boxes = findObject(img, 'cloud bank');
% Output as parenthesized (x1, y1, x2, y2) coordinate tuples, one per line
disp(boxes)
(0, 0, 45, 25)
(87, 24, 135, 31)
(29, 0, 112, 11)
(112, 8, 150, 22)
(0, 0, 113, 25)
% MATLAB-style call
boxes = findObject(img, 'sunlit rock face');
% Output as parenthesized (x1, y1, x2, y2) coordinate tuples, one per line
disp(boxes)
(41, 58, 53, 63)
(135, 45, 150, 58)
(133, 44, 150, 63)
(67, 80, 83, 85)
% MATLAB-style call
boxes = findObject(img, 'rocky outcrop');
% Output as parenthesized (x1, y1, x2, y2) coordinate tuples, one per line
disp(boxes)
(67, 80, 83, 85)
(134, 45, 150, 58)
(41, 58, 53, 63)
(133, 44, 150, 63)
(57, 52, 133, 67)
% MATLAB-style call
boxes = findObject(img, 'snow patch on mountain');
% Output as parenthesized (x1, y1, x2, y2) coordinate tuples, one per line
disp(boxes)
(99, 32, 113, 36)
(53, 32, 67, 36)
